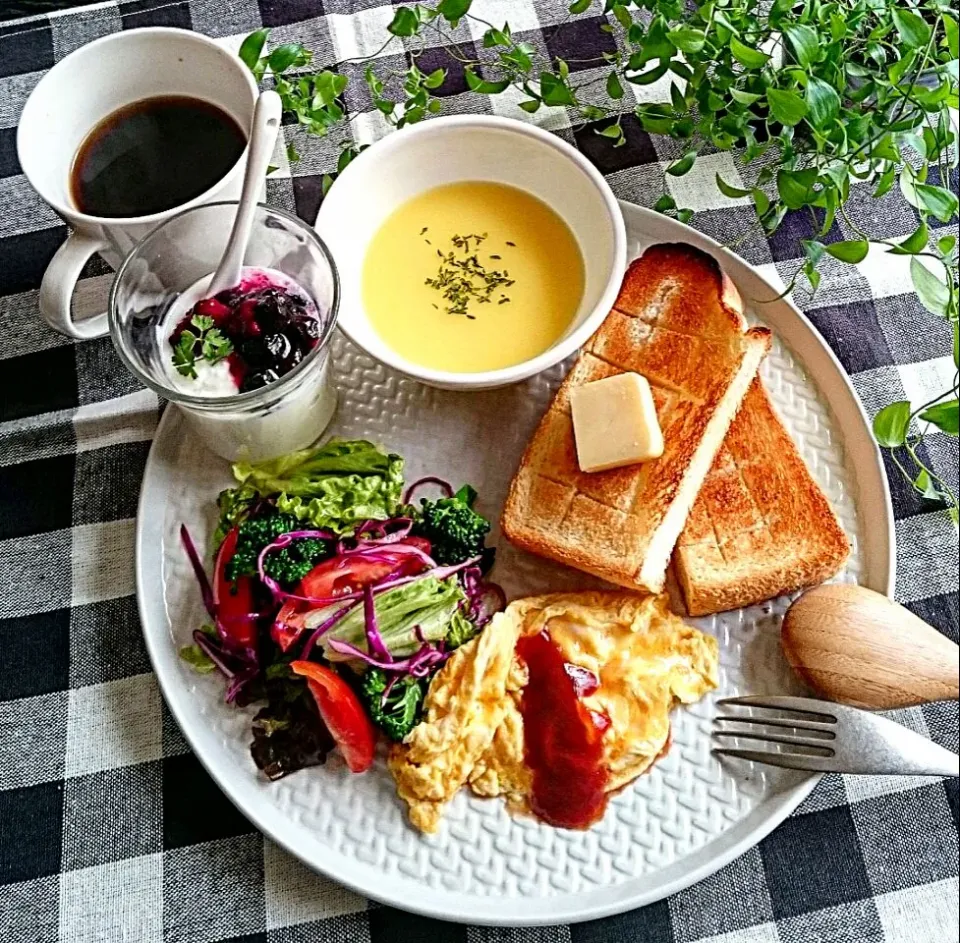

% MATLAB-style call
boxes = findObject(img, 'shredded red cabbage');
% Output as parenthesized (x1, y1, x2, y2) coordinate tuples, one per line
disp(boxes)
(298, 602, 358, 659)
(180, 525, 216, 619)
(403, 476, 454, 505)
(337, 518, 414, 555)
(193, 629, 259, 704)
(326, 637, 450, 675)
(363, 584, 393, 662)
(461, 566, 507, 629)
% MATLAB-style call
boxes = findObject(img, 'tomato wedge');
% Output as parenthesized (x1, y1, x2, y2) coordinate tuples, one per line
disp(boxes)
(290, 661, 375, 773)
(214, 527, 258, 650)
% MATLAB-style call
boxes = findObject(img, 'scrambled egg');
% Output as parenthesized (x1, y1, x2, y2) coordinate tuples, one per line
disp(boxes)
(389, 592, 718, 834)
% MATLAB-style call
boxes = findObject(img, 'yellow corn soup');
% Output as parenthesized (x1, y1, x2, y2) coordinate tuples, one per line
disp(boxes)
(362, 181, 585, 373)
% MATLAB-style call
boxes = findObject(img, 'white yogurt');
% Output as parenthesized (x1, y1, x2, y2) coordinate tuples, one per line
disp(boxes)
(158, 266, 338, 463)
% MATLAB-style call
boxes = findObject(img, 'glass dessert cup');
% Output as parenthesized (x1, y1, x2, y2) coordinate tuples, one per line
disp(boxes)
(110, 202, 340, 463)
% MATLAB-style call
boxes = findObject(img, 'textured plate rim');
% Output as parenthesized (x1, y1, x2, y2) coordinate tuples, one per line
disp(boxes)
(135, 200, 895, 927)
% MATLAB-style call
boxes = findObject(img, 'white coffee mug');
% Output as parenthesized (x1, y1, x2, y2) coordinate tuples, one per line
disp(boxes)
(17, 27, 258, 339)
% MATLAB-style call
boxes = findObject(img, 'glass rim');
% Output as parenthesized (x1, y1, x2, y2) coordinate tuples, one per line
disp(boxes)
(108, 200, 341, 412)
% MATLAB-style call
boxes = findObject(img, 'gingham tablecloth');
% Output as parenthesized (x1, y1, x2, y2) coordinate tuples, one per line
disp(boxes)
(1, 2, 958, 941)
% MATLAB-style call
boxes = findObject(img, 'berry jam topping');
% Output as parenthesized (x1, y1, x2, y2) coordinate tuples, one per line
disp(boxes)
(169, 279, 321, 393)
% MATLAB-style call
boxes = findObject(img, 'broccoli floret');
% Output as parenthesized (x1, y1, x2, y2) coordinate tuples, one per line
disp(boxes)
(446, 610, 480, 650)
(225, 513, 330, 586)
(361, 669, 427, 743)
(414, 485, 492, 566)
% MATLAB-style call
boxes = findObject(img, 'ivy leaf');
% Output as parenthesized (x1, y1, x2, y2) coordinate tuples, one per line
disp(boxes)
(519, 99, 541, 113)
(239, 29, 270, 72)
(437, 0, 471, 26)
(730, 88, 763, 106)
(805, 77, 841, 129)
(676, 208, 694, 224)
(667, 27, 707, 53)
(953, 321, 960, 368)
(666, 150, 697, 176)
(892, 8, 932, 49)
(766, 87, 808, 126)
(889, 221, 929, 256)
(873, 401, 911, 447)
(910, 258, 950, 315)
(730, 37, 771, 69)
(540, 72, 577, 106)
(569, 0, 592, 11)
(388, 7, 421, 37)
(715, 173, 750, 199)
(938, 234, 958, 258)
(464, 69, 510, 95)
(607, 71, 625, 100)
(777, 167, 819, 209)
(920, 400, 960, 437)
(915, 184, 960, 224)
(626, 59, 671, 85)
(825, 240, 869, 264)
(422, 68, 447, 90)
(913, 469, 942, 502)
(944, 15, 959, 59)
(654, 194, 676, 213)
(782, 24, 819, 68)
(268, 43, 308, 74)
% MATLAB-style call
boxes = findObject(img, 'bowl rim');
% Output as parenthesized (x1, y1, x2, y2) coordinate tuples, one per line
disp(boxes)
(316, 114, 628, 388)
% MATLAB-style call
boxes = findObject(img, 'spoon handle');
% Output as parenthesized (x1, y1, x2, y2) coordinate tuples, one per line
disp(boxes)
(208, 91, 283, 297)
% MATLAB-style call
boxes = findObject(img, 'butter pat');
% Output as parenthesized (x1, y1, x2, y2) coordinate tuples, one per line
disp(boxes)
(570, 372, 664, 473)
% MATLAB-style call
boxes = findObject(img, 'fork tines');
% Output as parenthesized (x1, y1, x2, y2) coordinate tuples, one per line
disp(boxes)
(712, 695, 839, 770)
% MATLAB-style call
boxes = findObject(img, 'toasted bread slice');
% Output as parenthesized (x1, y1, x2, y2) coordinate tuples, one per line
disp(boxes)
(502, 243, 772, 594)
(674, 379, 850, 616)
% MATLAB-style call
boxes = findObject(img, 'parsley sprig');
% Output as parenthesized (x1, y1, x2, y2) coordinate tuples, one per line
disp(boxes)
(172, 315, 234, 379)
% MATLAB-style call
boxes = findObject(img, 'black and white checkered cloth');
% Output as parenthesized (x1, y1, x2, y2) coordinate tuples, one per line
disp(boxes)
(1, 2, 957, 941)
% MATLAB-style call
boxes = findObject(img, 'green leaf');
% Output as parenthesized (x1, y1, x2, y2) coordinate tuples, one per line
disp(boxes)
(654, 194, 676, 213)
(437, 0, 471, 26)
(938, 234, 957, 258)
(953, 320, 959, 367)
(238, 29, 270, 72)
(388, 7, 421, 37)
(916, 184, 960, 224)
(607, 71, 625, 100)
(920, 400, 960, 436)
(753, 188, 771, 216)
(569, 0, 592, 11)
(483, 26, 509, 47)
(825, 240, 869, 264)
(777, 167, 819, 209)
(626, 59, 671, 86)
(667, 27, 707, 53)
(805, 77, 841, 129)
(944, 14, 959, 59)
(670, 82, 686, 113)
(730, 88, 763, 106)
(892, 7, 932, 49)
(422, 68, 447, 90)
(766, 87, 808, 126)
(716, 173, 751, 198)
(889, 221, 929, 255)
(911, 258, 951, 315)
(519, 99, 541, 113)
(598, 122, 623, 139)
(873, 401, 912, 447)
(540, 71, 577, 106)
(268, 43, 307, 74)
(730, 37, 771, 69)
(179, 644, 216, 674)
(676, 208, 694, 224)
(913, 468, 942, 501)
(464, 69, 510, 95)
(666, 150, 697, 176)
(783, 24, 819, 68)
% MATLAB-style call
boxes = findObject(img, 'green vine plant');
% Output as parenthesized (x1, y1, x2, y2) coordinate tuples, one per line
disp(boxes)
(240, 0, 959, 521)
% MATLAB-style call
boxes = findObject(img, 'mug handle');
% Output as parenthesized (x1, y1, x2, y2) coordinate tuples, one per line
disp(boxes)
(38, 231, 110, 339)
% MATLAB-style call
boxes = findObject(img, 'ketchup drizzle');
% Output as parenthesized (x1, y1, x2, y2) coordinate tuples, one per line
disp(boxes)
(517, 631, 609, 829)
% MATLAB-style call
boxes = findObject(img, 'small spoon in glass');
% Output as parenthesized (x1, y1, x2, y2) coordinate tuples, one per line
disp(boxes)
(207, 90, 283, 296)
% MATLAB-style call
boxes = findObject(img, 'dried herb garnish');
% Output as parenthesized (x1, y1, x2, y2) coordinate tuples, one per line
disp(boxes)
(424, 232, 516, 318)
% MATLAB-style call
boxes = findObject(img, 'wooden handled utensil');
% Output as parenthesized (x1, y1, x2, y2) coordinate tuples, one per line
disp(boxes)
(782, 584, 960, 710)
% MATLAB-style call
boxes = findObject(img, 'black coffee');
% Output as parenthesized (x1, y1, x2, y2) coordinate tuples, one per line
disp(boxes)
(70, 96, 247, 218)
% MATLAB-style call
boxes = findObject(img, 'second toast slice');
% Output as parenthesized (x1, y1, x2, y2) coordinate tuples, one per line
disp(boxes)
(502, 243, 771, 594)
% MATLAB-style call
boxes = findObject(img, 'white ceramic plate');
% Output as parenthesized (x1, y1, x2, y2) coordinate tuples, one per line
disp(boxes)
(136, 201, 895, 927)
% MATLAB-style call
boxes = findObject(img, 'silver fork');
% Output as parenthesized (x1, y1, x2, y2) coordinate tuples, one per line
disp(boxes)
(713, 695, 959, 777)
